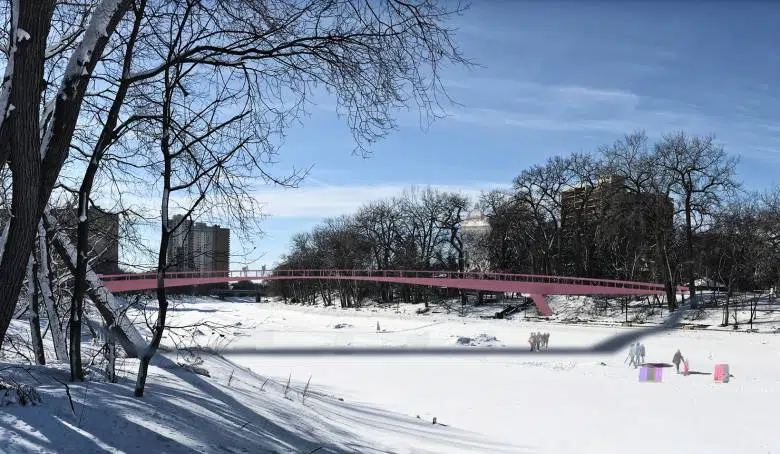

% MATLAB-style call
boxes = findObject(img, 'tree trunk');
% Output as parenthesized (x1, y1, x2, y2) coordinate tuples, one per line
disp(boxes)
(135, 127, 173, 397)
(37, 223, 68, 361)
(105, 332, 117, 383)
(68, 196, 90, 380)
(0, 1, 54, 348)
(134, 268, 169, 397)
(684, 193, 697, 301)
(658, 236, 676, 312)
(28, 257, 46, 365)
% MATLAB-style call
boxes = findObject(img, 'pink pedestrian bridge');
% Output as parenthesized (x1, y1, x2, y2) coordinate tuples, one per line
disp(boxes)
(98, 269, 689, 317)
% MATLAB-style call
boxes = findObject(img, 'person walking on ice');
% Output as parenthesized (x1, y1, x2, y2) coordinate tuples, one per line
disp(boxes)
(637, 342, 646, 364)
(626, 343, 637, 367)
(672, 349, 685, 374)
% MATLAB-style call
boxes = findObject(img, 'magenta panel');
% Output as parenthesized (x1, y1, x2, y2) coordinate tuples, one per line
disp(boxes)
(714, 364, 729, 383)
(639, 366, 662, 382)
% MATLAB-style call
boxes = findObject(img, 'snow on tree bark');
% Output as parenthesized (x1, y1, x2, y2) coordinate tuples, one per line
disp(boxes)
(0, 0, 20, 169)
(27, 254, 45, 365)
(37, 222, 68, 361)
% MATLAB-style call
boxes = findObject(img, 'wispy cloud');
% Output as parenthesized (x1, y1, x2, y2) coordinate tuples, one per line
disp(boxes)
(256, 182, 509, 218)
(439, 78, 732, 137)
(508, 82, 640, 110)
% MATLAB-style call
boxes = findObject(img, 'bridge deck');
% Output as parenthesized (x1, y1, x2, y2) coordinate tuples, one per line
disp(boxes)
(98, 269, 688, 317)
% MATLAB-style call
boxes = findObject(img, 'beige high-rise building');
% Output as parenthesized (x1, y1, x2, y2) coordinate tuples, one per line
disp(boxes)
(166, 215, 230, 272)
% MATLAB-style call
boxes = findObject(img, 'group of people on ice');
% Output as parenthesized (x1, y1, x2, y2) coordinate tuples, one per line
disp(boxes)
(626, 342, 646, 367)
(626, 343, 691, 375)
(528, 332, 549, 351)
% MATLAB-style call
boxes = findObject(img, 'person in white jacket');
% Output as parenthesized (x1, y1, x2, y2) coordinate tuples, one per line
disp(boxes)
(626, 343, 637, 367)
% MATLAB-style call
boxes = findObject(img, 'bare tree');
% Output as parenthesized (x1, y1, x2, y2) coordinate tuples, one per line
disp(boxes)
(398, 187, 449, 270)
(759, 187, 780, 294)
(132, 41, 262, 396)
(478, 190, 537, 273)
(656, 132, 739, 302)
(436, 192, 469, 272)
(601, 131, 677, 309)
(512, 156, 572, 275)
(559, 153, 604, 277)
(66, 0, 147, 381)
(355, 200, 401, 302)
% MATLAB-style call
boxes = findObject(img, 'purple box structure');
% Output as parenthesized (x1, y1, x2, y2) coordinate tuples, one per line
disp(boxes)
(639, 366, 662, 382)
(714, 364, 730, 383)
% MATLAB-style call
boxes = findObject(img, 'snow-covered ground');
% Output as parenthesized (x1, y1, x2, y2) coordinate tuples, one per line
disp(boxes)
(2, 294, 779, 453)
(1, 353, 514, 454)
(176, 296, 780, 453)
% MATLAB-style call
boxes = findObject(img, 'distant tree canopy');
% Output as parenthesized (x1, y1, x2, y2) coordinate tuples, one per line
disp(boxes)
(274, 130, 778, 313)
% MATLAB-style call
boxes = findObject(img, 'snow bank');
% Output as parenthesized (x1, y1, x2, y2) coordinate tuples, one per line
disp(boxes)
(0, 352, 513, 454)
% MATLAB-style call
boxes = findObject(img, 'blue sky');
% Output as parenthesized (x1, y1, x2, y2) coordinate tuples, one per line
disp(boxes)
(220, 1, 780, 269)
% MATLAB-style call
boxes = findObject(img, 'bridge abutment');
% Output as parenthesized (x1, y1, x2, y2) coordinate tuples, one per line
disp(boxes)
(529, 294, 552, 317)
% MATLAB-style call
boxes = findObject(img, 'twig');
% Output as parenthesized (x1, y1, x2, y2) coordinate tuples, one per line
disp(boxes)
(52, 377, 76, 416)
(78, 378, 90, 427)
(260, 377, 270, 392)
(302, 375, 312, 404)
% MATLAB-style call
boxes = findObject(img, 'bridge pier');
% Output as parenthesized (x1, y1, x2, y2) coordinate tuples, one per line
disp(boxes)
(529, 294, 552, 317)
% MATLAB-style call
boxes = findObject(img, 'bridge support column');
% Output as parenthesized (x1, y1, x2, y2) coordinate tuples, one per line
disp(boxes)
(529, 294, 552, 317)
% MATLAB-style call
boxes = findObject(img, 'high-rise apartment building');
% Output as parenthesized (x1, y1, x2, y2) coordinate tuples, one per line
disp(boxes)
(560, 176, 673, 234)
(166, 215, 230, 272)
(560, 175, 674, 275)
(561, 176, 627, 233)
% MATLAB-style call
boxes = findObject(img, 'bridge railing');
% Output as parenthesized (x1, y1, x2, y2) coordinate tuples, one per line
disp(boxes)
(98, 269, 688, 293)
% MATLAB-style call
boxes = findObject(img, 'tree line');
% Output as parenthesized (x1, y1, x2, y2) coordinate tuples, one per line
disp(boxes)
(275, 130, 780, 315)
(272, 187, 471, 308)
